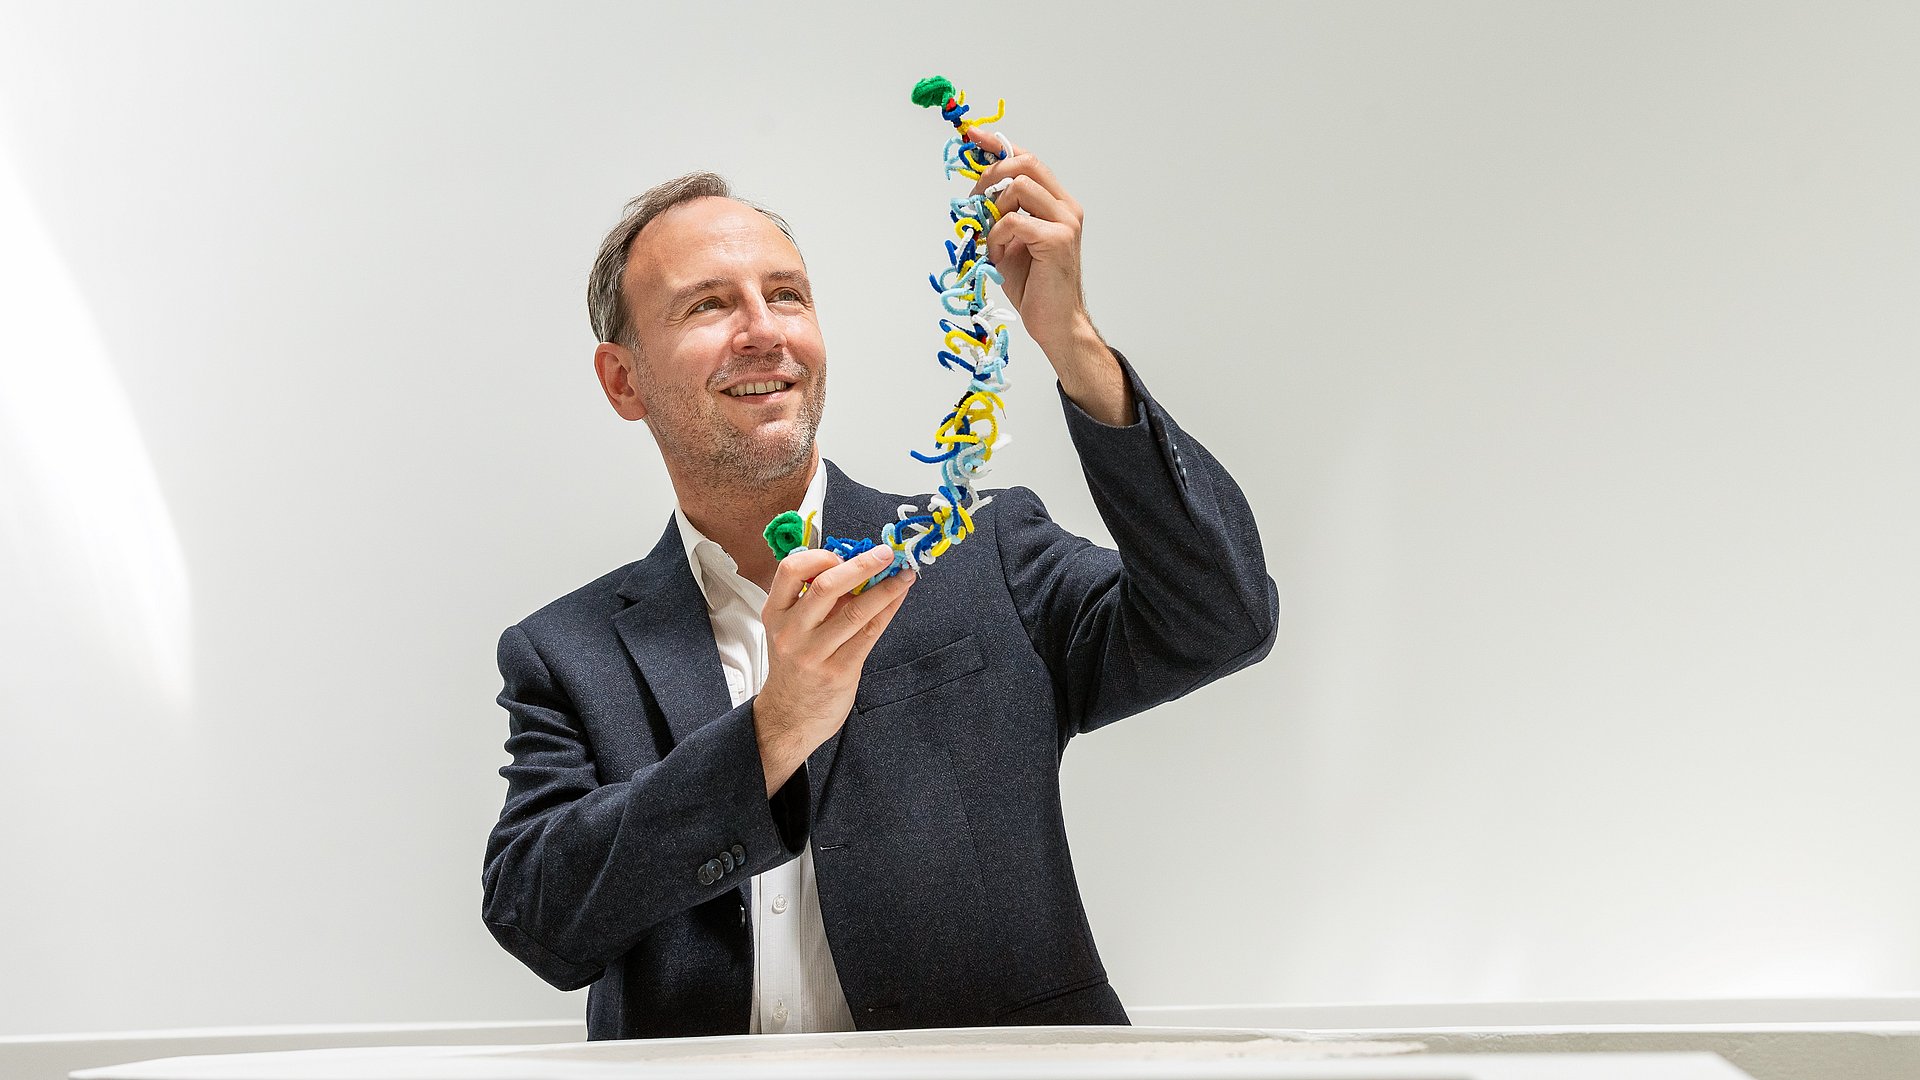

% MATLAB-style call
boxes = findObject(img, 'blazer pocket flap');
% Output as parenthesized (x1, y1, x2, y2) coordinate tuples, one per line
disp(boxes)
(856, 634, 986, 713)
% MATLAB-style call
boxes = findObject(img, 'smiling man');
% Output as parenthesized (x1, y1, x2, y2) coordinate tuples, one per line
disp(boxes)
(483, 135, 1279, 1041)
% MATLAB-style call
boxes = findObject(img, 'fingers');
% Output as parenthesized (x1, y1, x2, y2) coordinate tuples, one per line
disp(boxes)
(962, 125, 1021, 160)
(766, 538, 919, 670)
(981, 174, 1079, 229)
(966, 131, 1080, 213)
(790, 544, 898, 624)
(818, 561, 915, 656)
(831, 571, 913, 664)
(984, 210, 1074, 268)
(766, 548, 845, 614)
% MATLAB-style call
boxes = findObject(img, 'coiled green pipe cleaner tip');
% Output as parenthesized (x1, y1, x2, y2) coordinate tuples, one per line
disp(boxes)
(911, 76, 956, 108)
(764, 510, 808, 560)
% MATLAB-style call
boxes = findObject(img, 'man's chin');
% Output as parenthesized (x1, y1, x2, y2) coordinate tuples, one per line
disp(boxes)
(718, 437, 814, 485)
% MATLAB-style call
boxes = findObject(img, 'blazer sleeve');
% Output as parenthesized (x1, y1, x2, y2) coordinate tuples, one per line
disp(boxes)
(993, 347, 1280, 752)
(481, 623, 809, 991)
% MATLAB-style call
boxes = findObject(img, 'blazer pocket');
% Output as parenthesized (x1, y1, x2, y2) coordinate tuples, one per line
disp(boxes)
(855, 634, 986, 713)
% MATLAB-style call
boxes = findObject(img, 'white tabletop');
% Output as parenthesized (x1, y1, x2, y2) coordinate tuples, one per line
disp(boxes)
(69, 1025, 1752, 1080)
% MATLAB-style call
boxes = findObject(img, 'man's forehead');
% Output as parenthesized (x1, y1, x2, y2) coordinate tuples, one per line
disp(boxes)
(628, 198, 801, 292)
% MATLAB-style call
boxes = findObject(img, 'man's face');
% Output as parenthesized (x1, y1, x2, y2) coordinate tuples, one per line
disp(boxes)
(620, 197, 826, 485)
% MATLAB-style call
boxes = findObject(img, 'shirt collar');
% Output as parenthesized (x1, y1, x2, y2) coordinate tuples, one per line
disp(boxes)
(673, 458, 828, 610)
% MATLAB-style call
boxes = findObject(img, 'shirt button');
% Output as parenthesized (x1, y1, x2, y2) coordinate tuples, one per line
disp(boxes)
(772, 1002, 790, 1025)
(771, 894, 788, 914)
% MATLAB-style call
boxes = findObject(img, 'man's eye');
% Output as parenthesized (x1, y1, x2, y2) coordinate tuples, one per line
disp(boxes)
(691, 298, 721, 313)
(773, 288, 804, 303)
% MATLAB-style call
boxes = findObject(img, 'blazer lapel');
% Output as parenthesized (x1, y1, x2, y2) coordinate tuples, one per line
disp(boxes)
(613, 515, 733, 751)
(807, 460, 908, 826)
(607, 465, 907, 829)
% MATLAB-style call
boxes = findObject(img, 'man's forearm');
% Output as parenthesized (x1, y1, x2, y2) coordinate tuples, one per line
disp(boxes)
(1007, 347, 1280, 738)
(1044, 318, 1136, 427)
(752, 696, 819, 799)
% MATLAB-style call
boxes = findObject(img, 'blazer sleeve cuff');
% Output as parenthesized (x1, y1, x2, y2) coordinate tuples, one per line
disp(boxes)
(1053, 346, 1203, 525)
(657, 698, 812, 887)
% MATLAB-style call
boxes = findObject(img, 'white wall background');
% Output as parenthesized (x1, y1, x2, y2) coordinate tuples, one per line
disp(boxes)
(1, 0, 1914, 1037)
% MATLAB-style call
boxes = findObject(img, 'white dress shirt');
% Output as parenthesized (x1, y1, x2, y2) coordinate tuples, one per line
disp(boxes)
(674, 461, 855, 1035)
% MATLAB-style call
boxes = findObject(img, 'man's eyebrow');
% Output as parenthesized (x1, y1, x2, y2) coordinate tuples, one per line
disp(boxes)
(663, 277, 728, 314)
(662, 271, 811, 314)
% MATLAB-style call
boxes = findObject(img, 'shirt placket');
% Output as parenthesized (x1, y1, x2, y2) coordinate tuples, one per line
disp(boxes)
(743, 589, 803, 1033)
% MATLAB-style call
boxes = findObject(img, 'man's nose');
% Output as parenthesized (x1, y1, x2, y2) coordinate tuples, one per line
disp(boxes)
(732, 295, 786, 353)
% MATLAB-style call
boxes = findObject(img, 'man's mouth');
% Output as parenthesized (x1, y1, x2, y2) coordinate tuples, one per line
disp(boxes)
(722, 379, 794, 399)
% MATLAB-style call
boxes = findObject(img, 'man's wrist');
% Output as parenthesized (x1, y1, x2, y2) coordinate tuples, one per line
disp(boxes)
(750, 690, 811, 799)
(1045, 317, 1135, 427)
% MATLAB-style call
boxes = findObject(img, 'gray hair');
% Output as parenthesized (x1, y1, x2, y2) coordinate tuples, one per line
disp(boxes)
(587, 172, 802, 347)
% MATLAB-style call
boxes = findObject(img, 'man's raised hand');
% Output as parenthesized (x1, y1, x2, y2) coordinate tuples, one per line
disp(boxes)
(962, 130, 1131, 425)
(963, 130, 1090, 357)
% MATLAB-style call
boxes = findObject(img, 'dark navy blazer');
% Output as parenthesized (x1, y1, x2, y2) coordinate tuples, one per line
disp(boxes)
(483, 351, 1279, 1040)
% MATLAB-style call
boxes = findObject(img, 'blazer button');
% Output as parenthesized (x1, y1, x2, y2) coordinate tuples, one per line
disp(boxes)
(721, 850, 736, 873)
(731, 843, 747, 865)
(698, 858, 722, 885)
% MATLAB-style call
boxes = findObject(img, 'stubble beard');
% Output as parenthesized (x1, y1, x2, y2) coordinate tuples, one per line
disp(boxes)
(709, 374, 824, 485)
(643, 361, 827, 491)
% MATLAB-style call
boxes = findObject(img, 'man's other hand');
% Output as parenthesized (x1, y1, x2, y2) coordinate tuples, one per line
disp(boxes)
(964, 130, 1089, 357)
(753, 545, 913, 797)
(964, 130, 1133, 425)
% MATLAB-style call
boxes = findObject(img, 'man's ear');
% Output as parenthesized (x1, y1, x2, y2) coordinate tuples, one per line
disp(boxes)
(594, 341, 649, 421)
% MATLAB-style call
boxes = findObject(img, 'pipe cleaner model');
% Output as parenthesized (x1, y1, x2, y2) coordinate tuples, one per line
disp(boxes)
(763, 75, 1015, 593)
